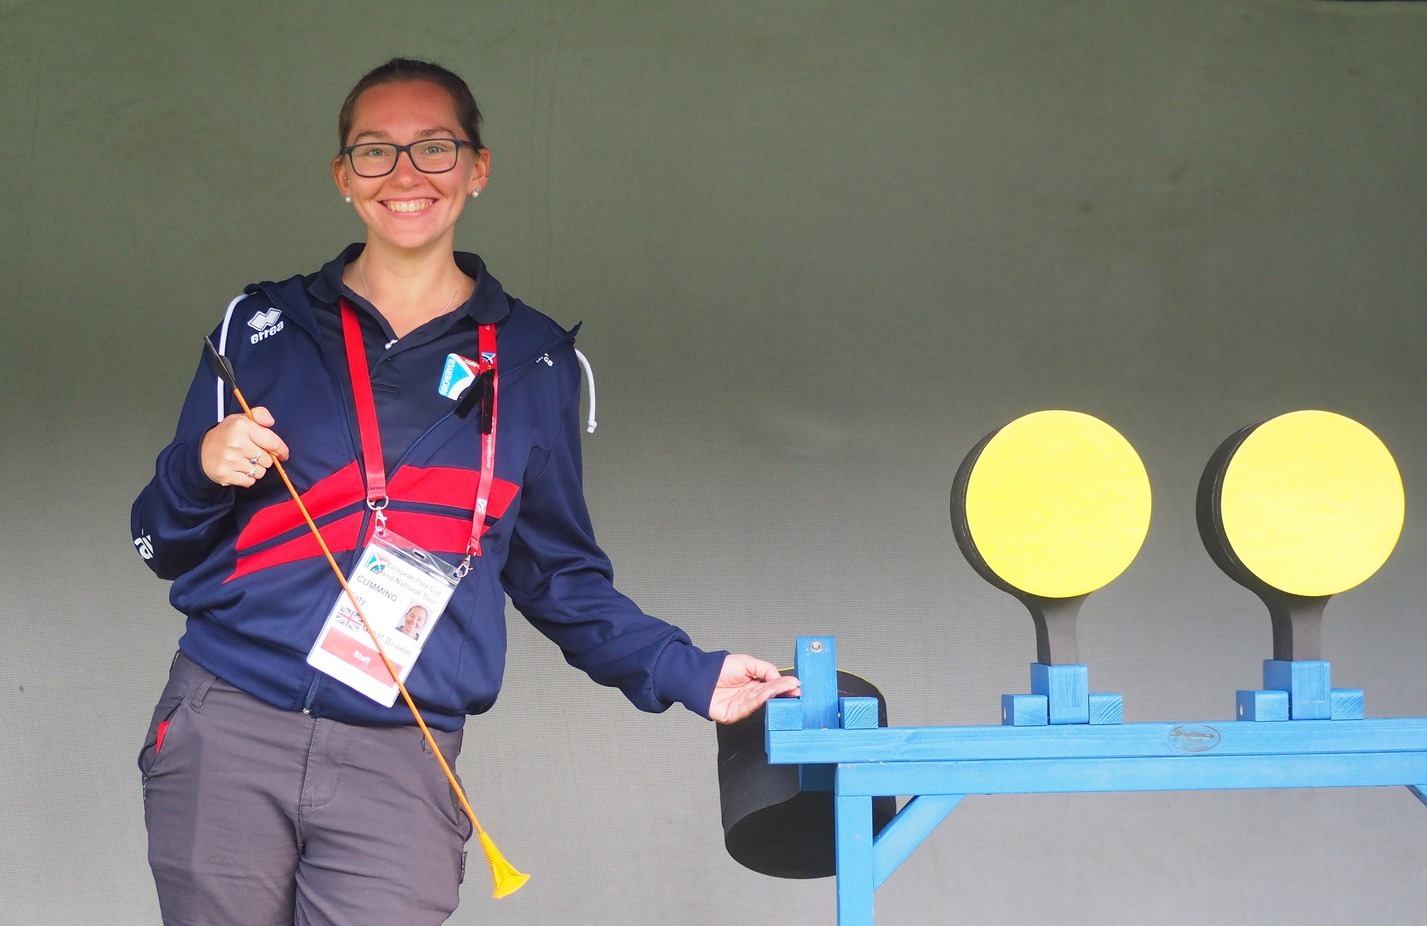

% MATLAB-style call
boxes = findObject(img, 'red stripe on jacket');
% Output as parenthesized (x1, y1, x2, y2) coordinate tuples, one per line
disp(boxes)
(227, 465, 518, 580)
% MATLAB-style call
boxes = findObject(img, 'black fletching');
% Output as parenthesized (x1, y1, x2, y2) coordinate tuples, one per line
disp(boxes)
(203, 336, 238, 391)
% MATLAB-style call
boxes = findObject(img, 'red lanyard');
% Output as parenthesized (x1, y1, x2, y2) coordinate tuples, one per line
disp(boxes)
(339, 298, 499, 564)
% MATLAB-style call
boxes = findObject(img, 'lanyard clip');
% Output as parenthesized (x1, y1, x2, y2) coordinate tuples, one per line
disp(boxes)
(368, 496, 389, 535)
(454, 534, 484, 580)
(455, 541, 480, 580)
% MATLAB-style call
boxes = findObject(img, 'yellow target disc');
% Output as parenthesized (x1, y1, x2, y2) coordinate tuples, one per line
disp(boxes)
(1219, 410, 1403, 597)
(963, 411, 1151, 598)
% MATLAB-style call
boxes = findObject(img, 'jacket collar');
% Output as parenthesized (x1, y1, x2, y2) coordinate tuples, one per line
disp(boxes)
(245, 247, 571, 375)
(304, 243, 512, 326)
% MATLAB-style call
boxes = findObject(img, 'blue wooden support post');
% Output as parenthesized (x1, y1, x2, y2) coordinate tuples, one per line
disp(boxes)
(872, 794, 963, 889)
(796, 636, 840, 792)
(834, 685, 882, 921)
(835, 792, 875, 925)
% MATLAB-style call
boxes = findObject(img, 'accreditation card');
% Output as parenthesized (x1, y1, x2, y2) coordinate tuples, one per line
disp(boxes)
(306, 529, 457, 706)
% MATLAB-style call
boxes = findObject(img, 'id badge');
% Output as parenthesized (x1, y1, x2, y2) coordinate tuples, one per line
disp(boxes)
(306, 529, 458, 706)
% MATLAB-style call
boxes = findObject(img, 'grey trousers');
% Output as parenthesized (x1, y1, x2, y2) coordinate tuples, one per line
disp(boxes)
(139, 653, 472, 926)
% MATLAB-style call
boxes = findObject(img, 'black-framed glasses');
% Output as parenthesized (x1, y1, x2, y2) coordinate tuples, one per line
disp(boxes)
(339, 138, 474, 178)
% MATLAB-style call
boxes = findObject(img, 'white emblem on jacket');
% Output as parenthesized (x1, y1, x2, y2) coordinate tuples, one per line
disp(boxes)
(247, 308, 285, 344)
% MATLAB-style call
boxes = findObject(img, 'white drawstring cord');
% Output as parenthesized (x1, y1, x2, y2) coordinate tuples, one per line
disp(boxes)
(574, 349, 598, 433)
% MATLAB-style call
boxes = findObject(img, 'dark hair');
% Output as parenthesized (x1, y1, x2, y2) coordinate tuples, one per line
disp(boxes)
(338, 58, 484, 149)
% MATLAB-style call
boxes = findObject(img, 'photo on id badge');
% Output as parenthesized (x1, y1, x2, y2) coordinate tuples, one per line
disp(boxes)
(397, 604, 428, 640)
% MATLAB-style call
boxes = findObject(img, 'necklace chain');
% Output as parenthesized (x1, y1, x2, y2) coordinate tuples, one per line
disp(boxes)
(356, 258, 464, 329)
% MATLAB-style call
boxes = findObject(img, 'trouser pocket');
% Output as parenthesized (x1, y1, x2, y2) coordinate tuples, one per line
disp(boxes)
(423, 725, 473, 841)
(138, 651, 217, 795)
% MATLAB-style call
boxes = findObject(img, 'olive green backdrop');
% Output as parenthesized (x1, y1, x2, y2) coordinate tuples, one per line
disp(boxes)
(3, 2, 1426, 924)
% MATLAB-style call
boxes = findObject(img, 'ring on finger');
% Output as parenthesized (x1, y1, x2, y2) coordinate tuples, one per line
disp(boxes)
(246, 466, 258, 478)
(247, 455, 260, 465)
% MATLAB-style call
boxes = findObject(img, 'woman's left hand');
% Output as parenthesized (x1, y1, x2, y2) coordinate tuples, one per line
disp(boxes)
(707, 654, 802, 724)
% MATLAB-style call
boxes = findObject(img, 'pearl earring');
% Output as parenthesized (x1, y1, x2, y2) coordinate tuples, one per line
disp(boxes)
(471, 188, 480, 199)
(344, 195, 352, 204)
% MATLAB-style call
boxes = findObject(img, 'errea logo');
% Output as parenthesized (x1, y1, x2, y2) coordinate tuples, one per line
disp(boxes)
(247, 307, 285, 344)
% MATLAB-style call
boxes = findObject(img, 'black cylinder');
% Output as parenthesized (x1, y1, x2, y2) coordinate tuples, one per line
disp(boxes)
(716, 671, 895, 879)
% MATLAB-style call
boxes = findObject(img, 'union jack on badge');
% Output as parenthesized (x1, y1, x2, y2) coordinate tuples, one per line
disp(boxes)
(333, 604, 366, 633)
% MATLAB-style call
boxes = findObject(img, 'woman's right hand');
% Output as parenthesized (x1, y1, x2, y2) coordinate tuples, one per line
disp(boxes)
(200, 406, 290, 487)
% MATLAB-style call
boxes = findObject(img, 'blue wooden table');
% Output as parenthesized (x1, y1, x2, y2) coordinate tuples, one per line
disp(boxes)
(764, 636, 1427, 926)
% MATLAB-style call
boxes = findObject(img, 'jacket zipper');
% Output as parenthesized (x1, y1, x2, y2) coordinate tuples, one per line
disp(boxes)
(273, 301, 571, 716)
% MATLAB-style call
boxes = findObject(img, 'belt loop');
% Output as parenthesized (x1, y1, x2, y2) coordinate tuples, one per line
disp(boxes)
(190, 673, 217, 710)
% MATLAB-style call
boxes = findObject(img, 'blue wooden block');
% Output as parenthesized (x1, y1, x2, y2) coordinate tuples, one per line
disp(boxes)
(1331, 688, 1365, 721)
(842, 697, 881, 730)
(1263, 660, 1331, 720)
(1237, 689, 1290, 721)
(794, 637, 839, 792)
(1089, 693, 1123, 725)
(1001, 693, 1049, 726)
(1030, 663, 1089, 724)
(766, 697, 803, 731)
(765, 698, 812, 792)
(797, 636, 840, 729)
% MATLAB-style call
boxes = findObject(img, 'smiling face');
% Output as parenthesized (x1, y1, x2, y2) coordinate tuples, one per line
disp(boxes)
(400, 605, 428, 636)
(332, 80, 491, 256)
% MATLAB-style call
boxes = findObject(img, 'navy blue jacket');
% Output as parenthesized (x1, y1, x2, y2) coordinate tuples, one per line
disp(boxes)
(132, 248, 725, 730)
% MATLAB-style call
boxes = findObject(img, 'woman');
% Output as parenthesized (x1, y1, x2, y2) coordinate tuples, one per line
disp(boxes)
(132, 58, 798, 926)
(398, 604, 429, 640)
